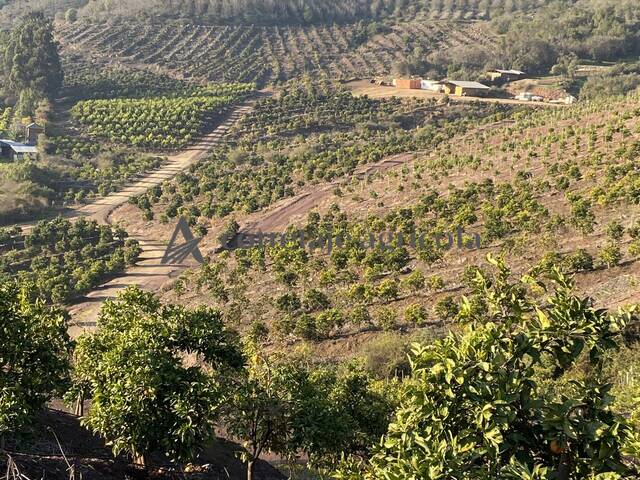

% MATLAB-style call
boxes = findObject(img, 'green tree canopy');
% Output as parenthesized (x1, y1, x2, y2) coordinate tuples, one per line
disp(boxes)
(69, 286, 243, 464)
(3, 11, 63, 108)
(224, 348, 393, 479)
(0, 281, 71, 438)
(335, 257, 640, 480)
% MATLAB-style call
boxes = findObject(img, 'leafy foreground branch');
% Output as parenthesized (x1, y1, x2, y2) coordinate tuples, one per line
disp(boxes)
(224, 349, 394, 479)
(67, 287, 244, 465)
(66, 285, 393, 478)
(2, 255, 640, 480)
(335, 257, 640, 480)
(0, 283, 71, 443)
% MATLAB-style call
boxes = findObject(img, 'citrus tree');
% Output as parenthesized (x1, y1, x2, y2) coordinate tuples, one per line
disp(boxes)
(335, 257, 640, 480)
(0, 281, 71, 443)
(71, 83, 254, 149)
(69, 286, 243, 464)
(224, 348, 393, 479)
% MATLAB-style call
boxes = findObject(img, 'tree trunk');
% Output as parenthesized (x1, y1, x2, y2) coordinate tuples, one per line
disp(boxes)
(558, 453, 570, 480)
(247, 459, 254, 480)
(132, 452, 146, 467)
(74, 395, 84, 417)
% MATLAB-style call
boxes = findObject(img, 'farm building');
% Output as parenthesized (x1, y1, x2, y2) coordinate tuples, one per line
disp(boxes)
(487, 69, 526, 83)
(24, 122, 44, 144)
(515, 92, 544, 102)
(0, 139, 38, 161)
(442, 80, 491, 97)
(420, 79, 443, 92)
(394, 78, 422, 89)
(550, 95, 578, 105)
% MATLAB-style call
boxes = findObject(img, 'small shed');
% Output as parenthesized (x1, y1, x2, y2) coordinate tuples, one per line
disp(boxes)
(420, 79, 443, 92)
(487, 69, 526, 83)
(25, 123, 44, 145)
(395, 78, 422, 89)
(0, 139, 38, 161)
(442, 80, 491, 97)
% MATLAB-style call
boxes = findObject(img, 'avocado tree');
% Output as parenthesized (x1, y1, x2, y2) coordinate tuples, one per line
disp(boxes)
(0, 281, 71, 444)
(335, 256, 640, 480)
(69, 286, 243, 465)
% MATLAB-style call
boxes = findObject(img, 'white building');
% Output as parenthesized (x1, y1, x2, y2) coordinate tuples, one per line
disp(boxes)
(420, 79, 443, 92)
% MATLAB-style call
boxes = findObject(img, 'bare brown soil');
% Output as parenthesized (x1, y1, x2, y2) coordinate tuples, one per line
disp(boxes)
(150, 98, 640, 365)
(41, 89, 640, 367)
(240, 153, 411, 235)
(1, 408, 284, 480)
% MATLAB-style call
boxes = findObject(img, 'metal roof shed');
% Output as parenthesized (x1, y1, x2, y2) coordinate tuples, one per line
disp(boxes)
(442, 80, 491, 96)
(0, 139, 38, 159)
(444, 81, 491, 89)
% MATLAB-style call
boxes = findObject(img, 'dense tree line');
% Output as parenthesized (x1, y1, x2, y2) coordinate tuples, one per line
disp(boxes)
(431, 0, 640, 79)
(1, 11, 63, 114)
(0, 217, 141, 303)
(580, 62, 640, 100)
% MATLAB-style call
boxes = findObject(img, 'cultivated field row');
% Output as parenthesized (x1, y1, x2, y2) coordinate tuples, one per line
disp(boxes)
(56, 20, 496, 84)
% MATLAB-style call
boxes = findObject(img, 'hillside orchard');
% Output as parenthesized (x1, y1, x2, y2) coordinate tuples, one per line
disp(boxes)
(0, 218, 141, 303)
(70, 83, 254, 149)
(3, 258, 640, 479)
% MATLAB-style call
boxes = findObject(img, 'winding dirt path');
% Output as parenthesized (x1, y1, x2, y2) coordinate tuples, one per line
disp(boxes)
(67, 111, 519, 334)
(74, 101, 256, 225)
(62, 99, 257, 335)
(68, 152, 416, 334)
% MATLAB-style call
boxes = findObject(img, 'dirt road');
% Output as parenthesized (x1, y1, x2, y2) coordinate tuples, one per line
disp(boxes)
(73, 102, 256, 225)
(240, 153, 410, 235)
(63, 100, 257, 335)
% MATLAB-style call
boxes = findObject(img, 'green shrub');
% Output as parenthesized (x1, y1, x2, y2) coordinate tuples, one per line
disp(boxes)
(434, 295, 459, 322)
(294, 314, 318, 341)
(404, 303, 428, 326)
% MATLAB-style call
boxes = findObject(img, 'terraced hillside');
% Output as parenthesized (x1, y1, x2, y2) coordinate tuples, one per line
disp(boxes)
(0, 0, 552, 28)
(112, 85, 640, 364)
(76, 0, 550, 23)
(55, 20, 495, 85)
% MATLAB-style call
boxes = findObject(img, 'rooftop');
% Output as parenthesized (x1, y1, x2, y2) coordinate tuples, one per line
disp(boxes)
(490, 69, 526, 75)
(0, 139, 38, 154)
(444, 80, 491, 89)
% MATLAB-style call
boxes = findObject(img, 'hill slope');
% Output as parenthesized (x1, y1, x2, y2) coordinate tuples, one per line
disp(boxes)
(0, 0, 552, 27)
(107, 85, 640, 364)
(55, 19, 495, 85)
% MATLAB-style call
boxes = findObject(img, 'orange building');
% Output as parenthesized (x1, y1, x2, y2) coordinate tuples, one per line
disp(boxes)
(395, 78, 422, 89)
